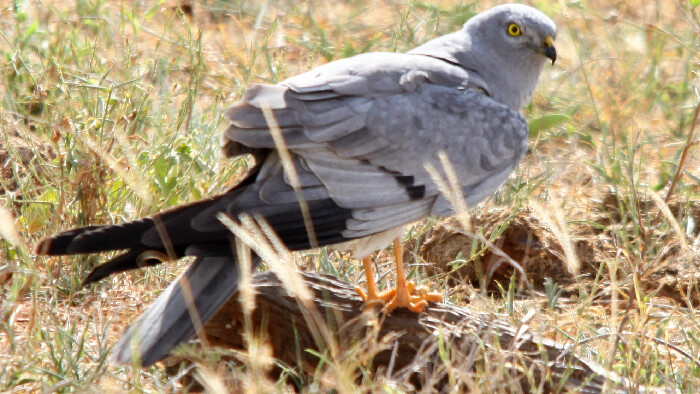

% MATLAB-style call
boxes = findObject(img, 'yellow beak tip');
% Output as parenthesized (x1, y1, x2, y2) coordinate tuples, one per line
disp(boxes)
(544, 36, 554, 47)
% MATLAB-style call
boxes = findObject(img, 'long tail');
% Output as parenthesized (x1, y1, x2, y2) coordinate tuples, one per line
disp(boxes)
(33, 193, 247, 365)
(33, 193, 237, 285)
(33, 156, 354, 365)
(112, 255, 261, 366)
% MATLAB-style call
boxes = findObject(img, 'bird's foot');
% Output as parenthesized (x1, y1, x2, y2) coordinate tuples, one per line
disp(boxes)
(355, 286, 396, 308)
(355, 281, 441, 313)
(387, 281, 442, 313)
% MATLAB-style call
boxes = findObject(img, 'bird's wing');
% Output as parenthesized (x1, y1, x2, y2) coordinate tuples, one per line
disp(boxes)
(225, 55, 528, 239)
(112, 256, 260, 366)
(222, 52, 476, 156)
(354, 84, 529, 219)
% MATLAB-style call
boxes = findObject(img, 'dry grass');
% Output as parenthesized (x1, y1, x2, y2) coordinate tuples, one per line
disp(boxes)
(1, 0, 699, 392)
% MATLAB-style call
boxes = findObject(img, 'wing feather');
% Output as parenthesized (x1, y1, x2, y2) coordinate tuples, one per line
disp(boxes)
(223, 59, 527, 231)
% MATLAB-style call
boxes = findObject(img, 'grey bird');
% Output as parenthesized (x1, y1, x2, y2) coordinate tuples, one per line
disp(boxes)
(35, 4, 556, 366)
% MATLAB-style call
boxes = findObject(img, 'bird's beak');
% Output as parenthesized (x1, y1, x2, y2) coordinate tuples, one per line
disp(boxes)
(543, 35, 556, 65)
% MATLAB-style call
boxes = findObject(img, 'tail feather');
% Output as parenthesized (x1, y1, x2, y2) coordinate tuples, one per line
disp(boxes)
(69, 221, 154, 254)
(82, 241, 237, 286)
(82, 249, 149, 286)
(82, 248, 179, 286)
(34, 196, 231, 256)
(34, 225, 105, 255)
(112, 255, 259, 366)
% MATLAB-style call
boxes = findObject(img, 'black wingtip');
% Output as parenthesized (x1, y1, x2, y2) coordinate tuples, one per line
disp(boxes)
(81, 260, 120, 287)
(81, 249, 169, 287)
(34, 237, 52, 255)
(81, 270, 106, 287)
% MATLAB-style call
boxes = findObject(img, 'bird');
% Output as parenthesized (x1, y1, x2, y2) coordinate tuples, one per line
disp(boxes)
(35, 4, 556, 367)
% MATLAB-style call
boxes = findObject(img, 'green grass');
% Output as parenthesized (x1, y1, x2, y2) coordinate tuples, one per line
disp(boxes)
(1, 0, 699, 391)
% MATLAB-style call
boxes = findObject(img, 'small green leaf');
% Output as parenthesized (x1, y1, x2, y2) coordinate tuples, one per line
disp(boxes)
(14, 0, 27, 22)
(690, 0, 700, 9)
(122, 4, 140, 34)
(21, 20, 38, 43)
(528, 113, 570, 137)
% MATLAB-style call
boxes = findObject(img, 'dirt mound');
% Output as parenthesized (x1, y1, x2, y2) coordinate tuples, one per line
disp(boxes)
(411, 208, 600, 295)
(411, 193, 700, 305)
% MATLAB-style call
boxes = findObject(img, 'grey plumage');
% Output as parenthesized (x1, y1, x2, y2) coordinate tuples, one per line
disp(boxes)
(35, 4, 557, 366)
(113, 256, 259, 366)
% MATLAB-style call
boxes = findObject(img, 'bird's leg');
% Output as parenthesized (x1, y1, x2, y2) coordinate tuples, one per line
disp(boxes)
(356, 238, 441, 312)
(361, 256, 379, 299)
(355, 257, 396, 306)
(355, 238, 442, 313)
(386, 238, 442, 313)
(391, 238, 414, 309)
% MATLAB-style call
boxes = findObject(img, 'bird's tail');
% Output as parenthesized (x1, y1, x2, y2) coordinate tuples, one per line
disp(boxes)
(33, 193, 237, 286)
(112, 255, 261, 366)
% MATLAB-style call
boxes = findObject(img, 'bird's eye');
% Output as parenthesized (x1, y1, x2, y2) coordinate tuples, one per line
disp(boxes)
(507, 23, 521, 36)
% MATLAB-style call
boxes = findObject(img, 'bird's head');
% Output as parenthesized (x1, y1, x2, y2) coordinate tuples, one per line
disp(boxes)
(462, 4, 557, 109)
(466, 4, 557, 65)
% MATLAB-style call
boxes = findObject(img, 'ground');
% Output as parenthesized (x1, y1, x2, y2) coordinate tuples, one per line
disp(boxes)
(1, 0, 699, 392)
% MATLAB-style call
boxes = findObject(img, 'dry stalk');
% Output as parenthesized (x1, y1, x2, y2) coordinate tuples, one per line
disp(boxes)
(611, 101, 700, 372)
(260, 103, 318, 248)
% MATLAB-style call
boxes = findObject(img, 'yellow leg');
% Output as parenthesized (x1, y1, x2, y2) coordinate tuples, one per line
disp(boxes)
(355, 257, 396, 306)
(355, 238, 442, 313)
(391, 238, 413, 309)
(386, 238, 442, 312)
(361, 257, 379, 299)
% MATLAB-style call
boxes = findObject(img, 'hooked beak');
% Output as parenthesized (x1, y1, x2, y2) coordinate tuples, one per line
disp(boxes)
(543, 35, 556, 65)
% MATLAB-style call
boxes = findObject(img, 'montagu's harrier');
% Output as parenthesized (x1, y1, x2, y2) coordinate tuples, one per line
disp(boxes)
(36, 4, 556, 366)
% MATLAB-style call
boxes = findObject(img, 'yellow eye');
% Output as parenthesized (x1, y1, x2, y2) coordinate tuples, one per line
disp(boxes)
(507, 23, 521, 36)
